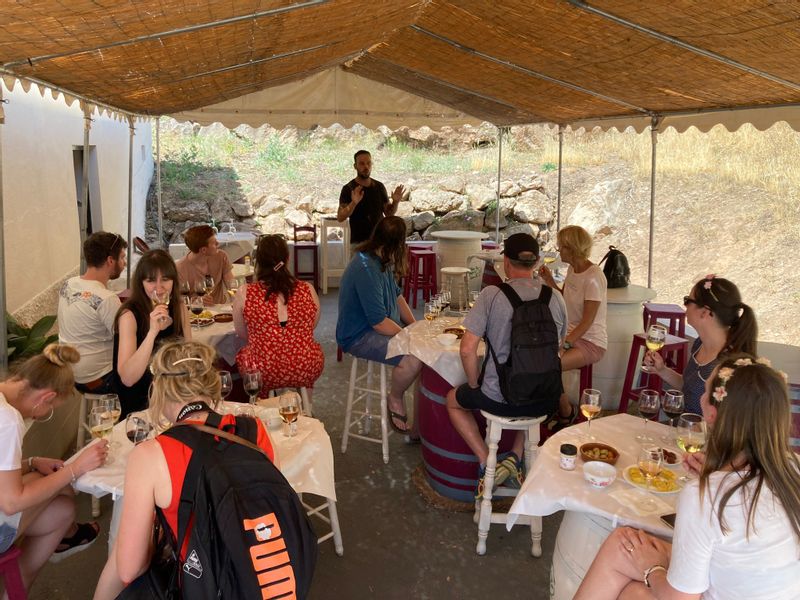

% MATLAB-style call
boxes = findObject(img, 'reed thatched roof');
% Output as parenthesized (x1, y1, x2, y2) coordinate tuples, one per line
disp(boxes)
(2, 0, 800, 130)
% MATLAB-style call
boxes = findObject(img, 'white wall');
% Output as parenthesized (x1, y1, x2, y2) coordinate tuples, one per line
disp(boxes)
(1, 79, 153, 313)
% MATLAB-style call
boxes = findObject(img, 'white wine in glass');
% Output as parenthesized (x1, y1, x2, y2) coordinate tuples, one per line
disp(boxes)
(641, 324, 667, 373)
(279, 392, 301, 437)
(676, 413, 706, 454)
(638, 446, 663, 493)
(578, 388, 601, 440)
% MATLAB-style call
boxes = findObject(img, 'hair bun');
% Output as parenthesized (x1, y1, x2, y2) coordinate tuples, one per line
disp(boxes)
(42, 343, 80, 367)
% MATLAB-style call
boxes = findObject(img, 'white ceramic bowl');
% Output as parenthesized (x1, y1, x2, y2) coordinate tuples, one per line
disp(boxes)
(436, 333, 458, 346)
(583, 461, 617, 489)
(262, 407, 282, 430)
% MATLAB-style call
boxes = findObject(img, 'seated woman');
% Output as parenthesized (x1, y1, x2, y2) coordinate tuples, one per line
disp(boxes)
(175, 225, 234, 304)
(335, 216, 422, 434)
(94, 341, 276, 599)
(114, 249, 189, 418)
(539, 225, 607, 429)
(645, 275, 757, 414)
(233, 234, 324, 403)
(575, 355, 800, 600)
(0, 344, 107, 593)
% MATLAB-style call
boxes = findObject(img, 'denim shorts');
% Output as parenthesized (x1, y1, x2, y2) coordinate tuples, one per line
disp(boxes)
(0, 513, 21, 553)
(346, 330, 403, 367)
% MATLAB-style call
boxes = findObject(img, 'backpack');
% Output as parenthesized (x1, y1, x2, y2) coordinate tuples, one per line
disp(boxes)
(480, 283, 562, 411)
(599, 245, 630, 288)
(158, 413, 317, 599)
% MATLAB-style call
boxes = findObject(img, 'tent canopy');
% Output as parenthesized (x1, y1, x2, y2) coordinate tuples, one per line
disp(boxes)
(2, 0, 800, 131)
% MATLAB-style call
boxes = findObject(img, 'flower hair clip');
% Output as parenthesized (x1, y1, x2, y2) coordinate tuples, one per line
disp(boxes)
(712, 357, 789, 403)
(703, 274, 719, 302)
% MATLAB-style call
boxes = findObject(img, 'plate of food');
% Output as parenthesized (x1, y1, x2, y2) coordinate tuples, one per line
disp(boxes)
(622, 465, 682, 494)
(659, 447, 682, 468)
(213, 313, 233, 323)
(442, 325, 466, 339)
(190, 317, 214, 327)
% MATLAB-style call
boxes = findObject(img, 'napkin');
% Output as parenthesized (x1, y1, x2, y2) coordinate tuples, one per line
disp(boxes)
(609, 487, 673, 517)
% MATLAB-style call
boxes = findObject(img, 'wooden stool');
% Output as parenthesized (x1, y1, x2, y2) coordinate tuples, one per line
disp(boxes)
(618, 333, 689, 414)
(0, 546, 26, 600)
(481, 240, 499, 250)
(341, 357, 391, 464)
(293, 224, 319, 291)
(475, 412, 548, 556)
(643, 303, 686, 337)
(404, 249, 438, 309)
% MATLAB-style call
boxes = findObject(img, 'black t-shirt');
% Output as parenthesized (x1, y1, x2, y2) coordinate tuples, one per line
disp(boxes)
(338, 178, 389, 244)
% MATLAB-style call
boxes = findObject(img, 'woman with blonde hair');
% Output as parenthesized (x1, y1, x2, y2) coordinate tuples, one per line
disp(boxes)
(539, 225, 607, 429)
(94, 341, 276, 599)
(575, 355, 800, 599)
(0, 344, 108, 593)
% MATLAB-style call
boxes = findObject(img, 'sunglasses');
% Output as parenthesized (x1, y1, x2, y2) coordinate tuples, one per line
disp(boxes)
(682, 296, 700, 307)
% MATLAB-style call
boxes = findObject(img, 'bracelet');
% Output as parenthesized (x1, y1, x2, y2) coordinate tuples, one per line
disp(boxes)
(68, 465, 77, 483)
(27, 456, 36, 472)
(643, 565, 667, 588)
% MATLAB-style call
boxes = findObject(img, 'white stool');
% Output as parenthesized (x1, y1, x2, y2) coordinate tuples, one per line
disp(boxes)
(474, 411, 547, 556)
(76, 392, 106, 518)
(341, 357, 391, 464)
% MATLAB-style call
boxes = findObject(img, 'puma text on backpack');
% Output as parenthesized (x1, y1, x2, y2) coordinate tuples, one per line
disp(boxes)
(599, 245, 630, 288)
(481, 283, 562, 412)
(162, 413, 317, 600)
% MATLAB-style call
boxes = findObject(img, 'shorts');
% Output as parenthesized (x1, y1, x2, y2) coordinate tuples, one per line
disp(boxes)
(572, 338, 606, 365)
(346, 329, 403, 367)
(455, 384, 553, 418)
(0, 512, 21, 553)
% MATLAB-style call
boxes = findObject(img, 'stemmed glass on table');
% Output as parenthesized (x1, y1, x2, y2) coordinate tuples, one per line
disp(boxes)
(243, 371, 262, 405)
(661, 389, 685, 444)
(638, 446, 664, 494)
(676, 413, 706, 455)
(641, 324, 667, 373)
(125, 414, 153, 446)
(279, 391, 301, 437)
(636, 389, 661, 443)
(577, 388, 601, 441)
(203, 275, 215, 297)
(189, 296, 204, 330)
(219, 370, 233, 400)
(89, 406, 114, 464)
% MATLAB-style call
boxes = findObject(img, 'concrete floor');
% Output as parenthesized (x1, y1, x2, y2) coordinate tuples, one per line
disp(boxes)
(31, 290, 562, 599)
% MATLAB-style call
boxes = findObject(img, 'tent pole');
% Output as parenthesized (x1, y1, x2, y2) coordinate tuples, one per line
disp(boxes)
(495, 126, 503, 243)
(647, 116, 660, 289)
(556, 124, 564, 232)
(156, 117, 163, 247)
(0, 92, 7, 374)
(126, 117, 135, 288)
(79, 104, 92, 273)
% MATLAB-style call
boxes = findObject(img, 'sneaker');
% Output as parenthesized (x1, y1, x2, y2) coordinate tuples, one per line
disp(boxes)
(474, 459, 513, 499)
(498, 454, 524, 489)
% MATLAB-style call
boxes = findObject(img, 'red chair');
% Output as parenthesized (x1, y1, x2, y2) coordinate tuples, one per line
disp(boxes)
(618, 333, 690, 414)
(0, 546, 26, 600)
(404, 249, 437, 309)
(643, 303, 686, 338)
(293, 224, 319, 291)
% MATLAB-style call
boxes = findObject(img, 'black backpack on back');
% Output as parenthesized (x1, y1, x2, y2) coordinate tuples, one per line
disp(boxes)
(481, 283, 562, 413)
(161, 413, 317, 600)
(599, 245, 630, 288)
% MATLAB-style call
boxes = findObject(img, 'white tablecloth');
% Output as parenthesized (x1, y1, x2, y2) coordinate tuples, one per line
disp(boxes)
(386, 318, 483, 387)
(74, 402, 337, 502)
(507, 413, 682, 537)
(190, 305, 243, 365)
(169, 232, 257, 263)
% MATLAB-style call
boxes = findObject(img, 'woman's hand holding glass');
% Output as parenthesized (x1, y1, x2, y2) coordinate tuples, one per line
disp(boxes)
(641, 324, 667, 373)
(148, 303, 172, 332)
(72, 438, 109, 476)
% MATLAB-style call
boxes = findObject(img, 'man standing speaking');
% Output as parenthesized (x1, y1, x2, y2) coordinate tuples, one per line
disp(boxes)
(337, 150, 406, 246)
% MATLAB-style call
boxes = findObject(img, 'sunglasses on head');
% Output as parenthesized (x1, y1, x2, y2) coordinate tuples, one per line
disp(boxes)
(683, 296, 700, 307)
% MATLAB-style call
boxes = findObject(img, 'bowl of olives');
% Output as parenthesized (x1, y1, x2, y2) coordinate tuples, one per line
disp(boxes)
(579, 442, 619, 465)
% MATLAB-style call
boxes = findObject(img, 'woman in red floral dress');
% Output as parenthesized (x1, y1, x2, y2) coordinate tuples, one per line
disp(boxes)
(233, 235, 324, 401)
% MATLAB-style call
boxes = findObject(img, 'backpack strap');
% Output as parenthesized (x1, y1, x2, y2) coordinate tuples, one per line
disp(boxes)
(497, 281, 522, 309)
(537, 283, 553, 305)
(598, 245, 616, 266)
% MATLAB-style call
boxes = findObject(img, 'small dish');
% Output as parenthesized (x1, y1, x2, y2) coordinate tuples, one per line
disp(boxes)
(436, 333, 458, 346)
(190, 317, 214, 327)
(442, 326, 466, 339)
(659, 447, 681, 468)
(261, 407, 282, 430)
(579, 443, 619, 465)
(583, 461, 617, 489)
(623, 465, 682, 494)
(213, 313, 233, 323)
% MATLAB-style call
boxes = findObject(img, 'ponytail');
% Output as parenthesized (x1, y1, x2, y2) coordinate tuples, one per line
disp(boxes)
(726, 303, 758, 355)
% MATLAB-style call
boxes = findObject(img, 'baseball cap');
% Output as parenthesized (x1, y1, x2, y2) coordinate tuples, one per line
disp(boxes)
(501, 233, 539, 262)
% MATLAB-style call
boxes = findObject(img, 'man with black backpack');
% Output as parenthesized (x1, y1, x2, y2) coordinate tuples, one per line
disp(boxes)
(445, 233, 568, 498)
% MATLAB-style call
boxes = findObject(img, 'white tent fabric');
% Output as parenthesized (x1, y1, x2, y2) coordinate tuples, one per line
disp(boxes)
(171, 68, 481, 130)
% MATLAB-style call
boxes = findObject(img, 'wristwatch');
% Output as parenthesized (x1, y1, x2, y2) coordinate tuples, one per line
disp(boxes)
(644, 565, 667, 588)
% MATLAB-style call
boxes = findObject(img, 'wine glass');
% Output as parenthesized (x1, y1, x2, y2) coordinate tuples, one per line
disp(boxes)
(661, 389, 685, 444)
(578, 388, 601, 440)
(469, 290, 480, 309)
(676, 413, 706, 455)
(636, 389, 660, 443)
(219, 370, 232, 400)
(203, 275, 215, 297)
(189, 296, 204, 330)
(179, 280, 191, 302)
(638, 446, 663, 493)
(89, 407, 114, 464)
(424, 302, 437, 329)
(226, 278, 240, 303)
(243, 371, 262, 405)
(279, 391, 301, 437)
(125, 415, 153, 446)
(98, 394, 121, 450)
(641, 324, 667, 373)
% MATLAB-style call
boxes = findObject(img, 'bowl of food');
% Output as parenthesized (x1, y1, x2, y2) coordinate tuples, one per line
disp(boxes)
(436, 333, 458, 346)
(660, 447, 681, 468)
(579, 443, 619, 465)
(583, 461, 617, 489)
(213, 313, 233, 323)
(442, 326, 466, 339)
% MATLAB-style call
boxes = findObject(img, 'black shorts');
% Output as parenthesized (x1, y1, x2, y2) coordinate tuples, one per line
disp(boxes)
(455, 384, 552, 418)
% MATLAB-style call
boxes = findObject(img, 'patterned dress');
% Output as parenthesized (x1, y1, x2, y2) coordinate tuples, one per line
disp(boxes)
(236, 281, 324, 393)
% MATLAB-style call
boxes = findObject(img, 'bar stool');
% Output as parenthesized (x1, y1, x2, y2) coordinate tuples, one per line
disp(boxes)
(293, 224, 319, 291)
(0, 546, 25, 600)
(643, 303, 686, 337)
(405, 249, 437, 309)
(341, 357, 391, 464)
(475, 412, 548, 556)
(618, 333, 690, 414)
(481, 240, 499, 250)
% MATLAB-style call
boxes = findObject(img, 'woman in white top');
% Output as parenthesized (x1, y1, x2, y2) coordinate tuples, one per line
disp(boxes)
(539, 225, 607, 428)
(575, 355, 800, 600)
(0, 344, 107, 593)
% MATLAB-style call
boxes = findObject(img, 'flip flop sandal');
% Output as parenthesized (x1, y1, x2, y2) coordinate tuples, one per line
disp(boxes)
(388, 410, 411, 434)
(51, 521, 100, 562)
